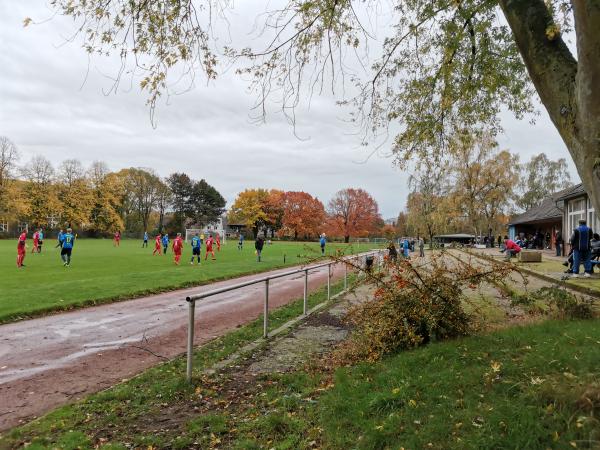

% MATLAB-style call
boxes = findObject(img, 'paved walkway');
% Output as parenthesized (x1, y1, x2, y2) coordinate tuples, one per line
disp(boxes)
(0, 260, 353, 431)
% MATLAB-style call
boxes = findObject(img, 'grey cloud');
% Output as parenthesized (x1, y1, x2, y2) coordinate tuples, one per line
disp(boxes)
(0, 1, 577, 220)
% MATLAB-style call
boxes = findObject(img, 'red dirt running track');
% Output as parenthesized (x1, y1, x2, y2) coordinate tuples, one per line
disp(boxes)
(0, 262, 349, 431)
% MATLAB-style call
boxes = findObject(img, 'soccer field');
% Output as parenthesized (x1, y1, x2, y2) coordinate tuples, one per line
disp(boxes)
(1, 238, 373, 323)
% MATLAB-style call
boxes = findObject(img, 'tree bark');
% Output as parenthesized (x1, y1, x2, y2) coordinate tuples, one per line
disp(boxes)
(499, 0, 600, 217)
(344, 235, 349, 243)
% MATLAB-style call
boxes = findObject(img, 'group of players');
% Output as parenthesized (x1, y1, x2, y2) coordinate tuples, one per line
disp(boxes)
(16, 228, 322, 268)
(100, 230, 224, 266)
(16, 228, 76, 268)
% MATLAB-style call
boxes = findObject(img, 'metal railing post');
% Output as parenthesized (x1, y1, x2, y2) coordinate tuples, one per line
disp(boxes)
(263, 278, 269, 338)
(186, 299, 195, 382)
(303, 269, 308, 315)
(344, 260, 348, 290)
(327, 263, 331, 300)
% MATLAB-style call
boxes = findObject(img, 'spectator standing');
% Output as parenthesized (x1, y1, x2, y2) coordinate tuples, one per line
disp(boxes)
(570, 219, 593, 277)
(255, 235, 265, 262)
(555, 230, 563, 257)
(419, 239, 425, 257)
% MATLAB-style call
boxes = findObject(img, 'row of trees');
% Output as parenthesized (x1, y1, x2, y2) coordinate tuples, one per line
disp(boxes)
(396, 133, 572, 243)
(0, 137, 225, 235)
(228, 188, 382, 242)
(1, 137, 384, 241)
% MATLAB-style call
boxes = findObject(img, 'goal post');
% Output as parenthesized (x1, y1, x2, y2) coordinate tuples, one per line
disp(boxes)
(185, 229, 203, 243)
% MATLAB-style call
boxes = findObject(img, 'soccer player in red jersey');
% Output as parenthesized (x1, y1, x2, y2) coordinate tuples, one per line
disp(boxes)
(31, 229, 39, 254)
(205, 234, 216, 260)
(17, 229, 27, 268)
(153, 234, 162, 255)
(215, 233, 221, 252)
(172, 232, 183, 265)
(113, 230, 121, 247)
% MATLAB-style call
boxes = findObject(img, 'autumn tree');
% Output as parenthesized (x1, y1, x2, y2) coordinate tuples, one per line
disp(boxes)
(0, 137, 21, 222)
(517, 153, 573, 211)
(327, 188, 380, 243)
(87, 161, 124, 235)
(279, 191, 325, 240)
(46, 1, 600, 222)
(380, 224, 397, 240)
(263, 190, 285, 237)
(155, 180, 172, 233)
(449, 134, 519, 235)
(121, 168, 163, 233)
(56, 159, 94, 228)
(21, 156, 59, 228)
(228, 189, 271, 238)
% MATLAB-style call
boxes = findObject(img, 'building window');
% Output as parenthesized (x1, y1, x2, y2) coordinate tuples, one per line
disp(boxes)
(0, 221, 8, 232)
(18, 222, 28, 233)
(567, 197, 586, 239)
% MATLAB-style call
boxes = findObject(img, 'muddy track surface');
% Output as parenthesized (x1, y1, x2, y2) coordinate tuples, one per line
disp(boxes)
(0, 262, 351, 431)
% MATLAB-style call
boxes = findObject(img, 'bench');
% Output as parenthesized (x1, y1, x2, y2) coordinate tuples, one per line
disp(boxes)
(519, 250, 542, 263)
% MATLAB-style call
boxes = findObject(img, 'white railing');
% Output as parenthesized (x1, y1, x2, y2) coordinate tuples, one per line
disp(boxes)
(184, 250, 385, 381)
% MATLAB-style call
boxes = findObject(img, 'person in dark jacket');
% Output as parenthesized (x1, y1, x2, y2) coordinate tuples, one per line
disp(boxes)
(387, 242, 398, 262)
(570, 219, 593, 277)
(255, 235, 265, 262)
(555, 230, 563, 257)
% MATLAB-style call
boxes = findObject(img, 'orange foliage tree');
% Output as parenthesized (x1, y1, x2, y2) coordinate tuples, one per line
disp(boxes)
(228, 188, 285, 238)
(327, 188, 380, 243)
(279, 191, 325, 240)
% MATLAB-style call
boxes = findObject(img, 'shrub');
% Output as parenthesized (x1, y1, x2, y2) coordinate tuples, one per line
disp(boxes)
(339, 251, 513, 362)
(511, 286, 594, 320)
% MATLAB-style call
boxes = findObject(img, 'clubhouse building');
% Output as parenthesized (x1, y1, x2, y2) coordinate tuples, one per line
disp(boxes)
(508, 183, 600, 251)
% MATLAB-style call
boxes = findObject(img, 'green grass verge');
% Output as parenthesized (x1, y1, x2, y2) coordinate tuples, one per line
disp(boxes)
(0, 239, 375, 323)
(223, 319, 600, 449)
(0, 276, 355, 450)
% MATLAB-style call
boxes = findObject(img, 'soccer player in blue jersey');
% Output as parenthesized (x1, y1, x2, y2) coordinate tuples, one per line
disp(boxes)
(60, 228, 75, 267)
(55, 229, 64, 248)
(319, 233, 326, 255)
(190, 232, 202, 265)
(142, 231, 149, 248)
(162, 233, 169, 255)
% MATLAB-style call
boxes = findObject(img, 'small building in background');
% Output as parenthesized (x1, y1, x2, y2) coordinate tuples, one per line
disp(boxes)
(507, 193, 564, 248)
(555, 183, 600, 240)
(433, 233, 475, 246)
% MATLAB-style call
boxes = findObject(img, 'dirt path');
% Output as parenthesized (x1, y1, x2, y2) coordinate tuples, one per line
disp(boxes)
(0, 261, 352, 431)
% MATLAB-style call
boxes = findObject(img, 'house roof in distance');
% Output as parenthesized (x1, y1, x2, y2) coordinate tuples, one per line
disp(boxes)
(555, 183, 585, 201)
(509, 185, 578, 226)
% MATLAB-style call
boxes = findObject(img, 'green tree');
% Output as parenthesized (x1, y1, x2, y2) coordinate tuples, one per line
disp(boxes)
(517, 153, 573, 211)
(166, 173, 194, 233)
(46, 1, 600, 214)
(189, 179, 226, 226)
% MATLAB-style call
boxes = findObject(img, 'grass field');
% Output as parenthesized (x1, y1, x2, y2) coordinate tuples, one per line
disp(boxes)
(3, 310, 599, 448)
(1, 238, 372, 323)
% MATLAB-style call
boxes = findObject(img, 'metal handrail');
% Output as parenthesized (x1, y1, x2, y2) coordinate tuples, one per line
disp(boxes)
(184, 249, 385, 381)
(186, 260, 338, 303)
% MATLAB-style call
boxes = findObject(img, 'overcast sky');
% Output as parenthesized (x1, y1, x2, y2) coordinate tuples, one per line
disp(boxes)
(0, 2, 579, 219)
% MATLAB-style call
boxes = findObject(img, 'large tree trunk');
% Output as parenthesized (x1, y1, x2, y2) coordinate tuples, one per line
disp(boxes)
(499, 0, 600, 217)
(344, 235, 350, 243)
